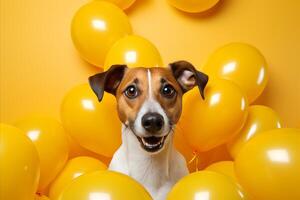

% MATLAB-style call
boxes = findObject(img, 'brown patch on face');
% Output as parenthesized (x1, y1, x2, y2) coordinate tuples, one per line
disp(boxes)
(115, 67, 184, 128)
(116, 68, 148, 124)
(150, 68, 183, 124)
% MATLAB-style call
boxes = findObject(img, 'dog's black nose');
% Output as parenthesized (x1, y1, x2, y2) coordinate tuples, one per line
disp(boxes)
(142, 112, 164, 133)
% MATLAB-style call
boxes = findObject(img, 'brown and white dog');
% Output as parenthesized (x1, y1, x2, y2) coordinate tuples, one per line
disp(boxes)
(89, 61, 208, 200)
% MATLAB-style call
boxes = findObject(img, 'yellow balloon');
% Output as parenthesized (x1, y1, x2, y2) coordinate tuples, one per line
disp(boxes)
(58, 171, 152, 200)
(227, 105, 282, 158)
(206, 161, 237, 182)
(203, 43, 268, 103)
(205, 162, 251, 199)
(174, 129, 232, 172)
(174, 128, 195, 171)
(35, 194, 50, 200)
(235, 128, 300, 200)
(71, 1, 132, 67)
(167, 0, 220, 13)
(49, 156, 107, 200)
(104, 35, 163, 70)
(61, 83, 121, 157)
(104, 0, 136, 10)
(14, 116, 69, 191)
(180, 78, 248, 152)
(0, 124, 40, 200)
(67, 134, 111, 165)
(167, 171, 246, 200)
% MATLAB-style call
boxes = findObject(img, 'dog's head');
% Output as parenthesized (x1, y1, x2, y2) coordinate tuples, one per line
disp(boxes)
(89, 61, 208, 153)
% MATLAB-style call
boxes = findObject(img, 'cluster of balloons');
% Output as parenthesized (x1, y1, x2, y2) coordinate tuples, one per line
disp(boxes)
(71, 0, 219, 69)
(171, 43, 300, 200)
(71, 0, 162, 68)
(1, 1, 300, 200)
(1, 121, 152, 200)
(1, 40, 299, 199)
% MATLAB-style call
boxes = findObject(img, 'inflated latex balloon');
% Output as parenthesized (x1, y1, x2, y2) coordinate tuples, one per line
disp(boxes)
(58, 171, 152, 200)
(61, 84, 121, 157)
(228, 105, 282, 158)
(180, 78, 248, 152)
(206, 161, 237, 182)
(235, 128, 300, 200)
(0, 124, 40, 200)
(71, 1, 132, 67)
(174, 129, 232, 172)
(196, 145, 232, 170)
(49, 157, 107, 200)
(15, 116, 69, 191)
(67, 134, 111, 165)
(105, 0, 136, 10)
(205, 162, 250, 199)
(174, 128, 195, 171)
(167, 0, 220, 13)
(104, 35, 163, 70)
(167, 171, 246, 200)
(203, 43, 268, 103)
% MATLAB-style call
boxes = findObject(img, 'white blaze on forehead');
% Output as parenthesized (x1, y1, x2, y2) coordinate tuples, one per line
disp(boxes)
(147, 69, 153, 98)
(133, 69, 170, 137)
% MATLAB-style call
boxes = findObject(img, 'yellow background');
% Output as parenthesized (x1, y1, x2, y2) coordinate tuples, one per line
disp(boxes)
(1, 0, 299, 127)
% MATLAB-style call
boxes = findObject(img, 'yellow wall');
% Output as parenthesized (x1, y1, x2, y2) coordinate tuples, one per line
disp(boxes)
(1, 0, 299, 127)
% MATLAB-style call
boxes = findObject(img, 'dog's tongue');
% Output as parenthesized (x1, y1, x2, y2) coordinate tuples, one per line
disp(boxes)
(144, 136, 162, 144)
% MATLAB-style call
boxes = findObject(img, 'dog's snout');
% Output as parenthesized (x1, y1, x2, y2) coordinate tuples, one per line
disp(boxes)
(142, 112, 164, 133)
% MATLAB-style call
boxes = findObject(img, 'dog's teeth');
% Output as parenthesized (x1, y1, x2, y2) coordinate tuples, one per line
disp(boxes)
(141, 137, 165, 149)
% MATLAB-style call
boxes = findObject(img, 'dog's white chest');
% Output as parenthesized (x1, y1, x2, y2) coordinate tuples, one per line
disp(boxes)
(109, 130, 188, 200)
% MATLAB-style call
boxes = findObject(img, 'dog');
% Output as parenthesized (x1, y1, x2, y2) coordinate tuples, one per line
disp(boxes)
(89, 60, 208, 200)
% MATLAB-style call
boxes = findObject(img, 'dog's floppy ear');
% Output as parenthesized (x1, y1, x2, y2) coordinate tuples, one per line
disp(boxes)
(88, 64, 127, 102)
(169, 60, 209, 99)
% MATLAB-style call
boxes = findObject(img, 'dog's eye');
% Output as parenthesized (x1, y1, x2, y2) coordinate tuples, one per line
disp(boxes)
(125, 85, 139, 99)
(161, 84, 176, 98)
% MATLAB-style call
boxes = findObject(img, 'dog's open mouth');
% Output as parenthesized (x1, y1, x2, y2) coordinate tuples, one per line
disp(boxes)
(136, 135, 168, 152)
